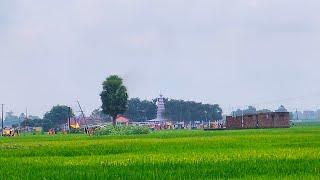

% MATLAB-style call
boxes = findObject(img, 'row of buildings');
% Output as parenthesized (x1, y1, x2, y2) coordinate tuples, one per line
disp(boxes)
(3, 111, 40, 128)
(292, 110, 320, 121)
(226, 112, 290, 129)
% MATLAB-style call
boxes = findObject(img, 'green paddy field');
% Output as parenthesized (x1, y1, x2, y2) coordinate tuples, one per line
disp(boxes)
(0, 123, 319, 180)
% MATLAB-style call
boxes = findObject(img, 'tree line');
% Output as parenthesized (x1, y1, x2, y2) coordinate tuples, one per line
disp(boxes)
(20, 105, 74, 132)
(231, 105, 288, 116)
(164, 99, 223, 122)
(125, 98, 223, 122)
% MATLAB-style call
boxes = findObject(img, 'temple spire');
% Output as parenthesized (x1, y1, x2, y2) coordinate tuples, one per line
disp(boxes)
(156, 93, 165, 121)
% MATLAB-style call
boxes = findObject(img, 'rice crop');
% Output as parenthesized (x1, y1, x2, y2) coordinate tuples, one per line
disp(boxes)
(0, 124, 319, 180)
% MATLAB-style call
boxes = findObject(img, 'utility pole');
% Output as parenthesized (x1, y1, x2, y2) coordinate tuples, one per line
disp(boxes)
(1, 104, 4, 136)
(204, 111, 208, 128)
(241, 108, 244, 128)
(68, 106, 71, 132)
(77, 101, 88, 133)
(24, 107, 28, 132)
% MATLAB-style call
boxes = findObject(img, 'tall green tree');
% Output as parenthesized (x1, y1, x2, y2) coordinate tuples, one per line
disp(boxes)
(44, 105, 74, 128)
(100, 75, 128, 126)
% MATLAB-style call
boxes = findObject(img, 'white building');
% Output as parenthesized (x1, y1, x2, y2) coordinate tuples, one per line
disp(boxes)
(148, 94, 167, 124)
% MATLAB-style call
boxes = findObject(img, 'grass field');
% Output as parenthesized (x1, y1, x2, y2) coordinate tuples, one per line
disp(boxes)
(0, 124, 319, 180)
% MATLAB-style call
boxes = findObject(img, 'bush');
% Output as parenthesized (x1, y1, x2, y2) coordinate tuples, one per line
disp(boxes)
(69, 128, 82, 134)
(94, 125, 150, 136)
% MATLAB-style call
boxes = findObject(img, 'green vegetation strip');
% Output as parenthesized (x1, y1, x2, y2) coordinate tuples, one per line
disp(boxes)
(0, 125, 319, 179)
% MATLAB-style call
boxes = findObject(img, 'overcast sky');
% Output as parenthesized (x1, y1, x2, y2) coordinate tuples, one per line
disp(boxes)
(1, 0, 320, 116)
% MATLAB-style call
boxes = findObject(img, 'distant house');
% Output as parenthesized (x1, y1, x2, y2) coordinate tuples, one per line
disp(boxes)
(116, 115, 129, 126)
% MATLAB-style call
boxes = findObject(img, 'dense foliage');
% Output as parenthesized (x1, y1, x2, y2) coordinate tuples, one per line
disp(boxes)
(43, 105, 74, 127)
(91, 108, 111, 122)
(100, 75, 128, 126)
(20, 105, 73, 131)
(94, 125, 150, 136)
(124, 98, 157, 121)
(124, 98, 223, 122)
(4, 112, 40, 128)
(232, 106, 257, 116)
(164, 99, 223, 122)
(20, 118, 53, 132)
(0, 125, 319, 179)
(232, 105, 289, 116)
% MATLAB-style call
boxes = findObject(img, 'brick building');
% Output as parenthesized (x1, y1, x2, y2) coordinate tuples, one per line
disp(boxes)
(226, 112, 290, 129)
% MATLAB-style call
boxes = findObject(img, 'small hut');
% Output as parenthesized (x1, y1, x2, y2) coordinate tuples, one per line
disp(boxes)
(116, 115, 129, 126)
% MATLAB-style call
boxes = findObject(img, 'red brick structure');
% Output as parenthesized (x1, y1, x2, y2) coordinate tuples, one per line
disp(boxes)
(243, 115, 257, 128)
(273, 112, 290, 128)
(226, 112, 290, 129)
(226, 116, 242, 129)
(257, 113, 273, 128)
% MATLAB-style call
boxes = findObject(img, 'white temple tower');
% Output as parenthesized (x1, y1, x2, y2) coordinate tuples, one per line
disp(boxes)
(156, 94, 166, 121)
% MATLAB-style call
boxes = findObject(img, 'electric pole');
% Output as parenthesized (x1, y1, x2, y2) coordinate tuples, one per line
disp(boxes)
(68, 106, 71, 132)
(24, 107, 28, 132)
(204, 111, 208, 128)
(77, 101, 88, 133)
(241, 108, 244, 128)
(1, 104, 4, 136)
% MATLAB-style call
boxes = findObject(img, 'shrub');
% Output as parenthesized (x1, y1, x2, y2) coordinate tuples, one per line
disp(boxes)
(69, 128, 82, 134)
(94, 125, 150, 136)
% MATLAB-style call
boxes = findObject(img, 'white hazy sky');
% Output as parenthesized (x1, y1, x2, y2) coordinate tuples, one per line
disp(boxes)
(1, 0, 320, 116)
